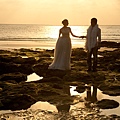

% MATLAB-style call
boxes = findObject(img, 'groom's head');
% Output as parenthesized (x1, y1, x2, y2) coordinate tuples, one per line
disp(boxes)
(91, 18, 97, 27)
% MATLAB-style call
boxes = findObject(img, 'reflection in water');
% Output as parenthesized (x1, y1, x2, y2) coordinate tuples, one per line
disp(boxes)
(29, 101, 57, 112)
(83, 85, 98, 109)
(1, 71, 120, 117)
(56, 85, 71, 113)
(27, 81, 120, 116)
(21, 56, 28, 58)
(91, 54, 103, 58)
(85, 85, 97, 103)
(70, 86, 80, 96)
(80, 85, 120, 115)
(29, 85, 71, 113)
(29, 101, 71, 113)
(99, 94, 120, 115)
(26, 73, 43, 82)
(56, 104, 70, 113)
(0, 84, 120, 119)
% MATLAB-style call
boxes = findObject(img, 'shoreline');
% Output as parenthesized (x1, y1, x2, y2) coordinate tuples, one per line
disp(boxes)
(0, 40, 119, 51)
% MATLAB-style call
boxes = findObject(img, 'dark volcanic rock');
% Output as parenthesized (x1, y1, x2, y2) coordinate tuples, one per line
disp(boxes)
(13, 57, 36, 64)
(75, 84, 86, 93)
(19, 64, 34, 75)
(0, 62, 33, 75)
(0, 55, 14, 62)
(0, 44, 120, 117)
(72, 48, 87, 59)
(38, 89, 60, 96)
(101, 41, 120, 48)
(63, 71, 91, 83)
(0, 72, 27, 83)
(0, 76, 71, 110)
(33, 63, 67, 78)
(0, 55, 36, 64)
(63, 71, 105, 85)
(108, 63, 120, 72)
(0, 94, 36, 110)
(19, 48, 35, 52)
(0, 62, 20, 74)
(102, 90, 120, 96)
(96, 99, 119, 109)
(39, 77, 63, 83)
(98, 74, 120, 96)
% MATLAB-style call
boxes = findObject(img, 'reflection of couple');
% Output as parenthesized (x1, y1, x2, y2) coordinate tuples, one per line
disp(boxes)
(48, 18, 101, 72)
(85, 85, 97, 103)
(56, 85, 98, 113)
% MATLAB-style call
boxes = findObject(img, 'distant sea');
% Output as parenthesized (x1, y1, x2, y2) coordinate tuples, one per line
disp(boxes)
(0, 24, 120, 49)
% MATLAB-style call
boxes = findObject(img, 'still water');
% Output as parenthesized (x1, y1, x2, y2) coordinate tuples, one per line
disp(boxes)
(0, 73, 120, 119)
(27, 73, 120, 116)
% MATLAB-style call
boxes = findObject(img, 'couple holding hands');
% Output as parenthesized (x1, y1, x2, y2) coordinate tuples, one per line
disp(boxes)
(48, 18, 101, 72)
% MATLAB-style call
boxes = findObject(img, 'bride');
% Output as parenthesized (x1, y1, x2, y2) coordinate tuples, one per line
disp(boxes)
(48, 19, 82, 70)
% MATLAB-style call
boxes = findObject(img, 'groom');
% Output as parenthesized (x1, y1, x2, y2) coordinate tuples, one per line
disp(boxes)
(85, 18, 101, 72)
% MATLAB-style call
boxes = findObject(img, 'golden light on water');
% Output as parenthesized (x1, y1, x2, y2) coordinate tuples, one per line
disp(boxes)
(45, 26, 87, 38)
(0, 25, 87, 50)
(45, 25, 87, 48)
(70, 26, 87, 36)
(46, 26, 61, 38)
(32, 25, 86, 49)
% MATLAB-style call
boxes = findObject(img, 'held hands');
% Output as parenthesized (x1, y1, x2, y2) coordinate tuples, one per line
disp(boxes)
(79, 36, 86, 39)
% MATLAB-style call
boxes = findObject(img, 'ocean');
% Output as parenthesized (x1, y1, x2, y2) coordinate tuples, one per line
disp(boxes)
(0, 24, 120, 49)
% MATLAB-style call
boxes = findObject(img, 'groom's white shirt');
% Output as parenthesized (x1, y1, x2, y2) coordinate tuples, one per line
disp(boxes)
(85, 24, 101, 52)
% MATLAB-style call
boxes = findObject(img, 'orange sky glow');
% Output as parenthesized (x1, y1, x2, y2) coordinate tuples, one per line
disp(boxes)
(0, 0, 120, 25)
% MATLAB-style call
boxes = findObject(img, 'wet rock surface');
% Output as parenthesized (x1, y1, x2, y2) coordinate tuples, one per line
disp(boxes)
(0, 72, 27, 83)
(96, 99, 119, 109)
(0, 41, 120, 119)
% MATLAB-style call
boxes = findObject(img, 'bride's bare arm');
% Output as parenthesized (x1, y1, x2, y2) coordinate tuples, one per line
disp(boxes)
(69, 27, 79, 38)
(58, 29, 62, 38)
(69, 27, 84, 38)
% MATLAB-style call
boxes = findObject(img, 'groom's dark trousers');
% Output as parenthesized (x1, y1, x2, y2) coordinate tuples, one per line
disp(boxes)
(87, 47, 98, 71)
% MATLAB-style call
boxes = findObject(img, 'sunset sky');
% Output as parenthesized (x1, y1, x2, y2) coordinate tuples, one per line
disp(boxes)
(0, 0, 120, 25)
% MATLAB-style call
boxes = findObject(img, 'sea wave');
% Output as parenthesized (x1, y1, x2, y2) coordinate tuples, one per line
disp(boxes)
(0, 37, 55, 41)
(0, 37, 120, 42)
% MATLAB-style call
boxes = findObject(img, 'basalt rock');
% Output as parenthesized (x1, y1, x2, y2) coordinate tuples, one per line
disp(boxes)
(0, 55, 36, 64)
(98, 76, 120, 96)
(0, 42, 120, 116)
(0, 62, 20, 74)
(33, 63, 67, 78)
(76, 85, 86, 93)
(0, 94, 36, 110)
(108, 63, 120, 72)
(96, 99, 119, 109)
(101, 41, 120, 48)
(12, 57, 36, 64)
(0, 72, 27, 83)
(0, 62, 33, 75)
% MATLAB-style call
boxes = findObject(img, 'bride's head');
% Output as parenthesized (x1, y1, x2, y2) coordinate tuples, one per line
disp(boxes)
(62, 19, 69, 26)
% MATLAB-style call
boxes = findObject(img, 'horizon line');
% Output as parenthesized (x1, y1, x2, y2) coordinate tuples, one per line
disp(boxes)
(0, 23, 120, 26)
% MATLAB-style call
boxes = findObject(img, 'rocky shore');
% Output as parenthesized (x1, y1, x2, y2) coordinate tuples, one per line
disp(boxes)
(0, 41, 120, 120)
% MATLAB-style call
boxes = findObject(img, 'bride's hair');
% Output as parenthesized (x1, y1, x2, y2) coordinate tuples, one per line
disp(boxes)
(62, 19, 68, 26)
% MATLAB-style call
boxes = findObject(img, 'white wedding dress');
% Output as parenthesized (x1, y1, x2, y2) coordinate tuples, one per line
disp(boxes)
(48, 27, 71, 70)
